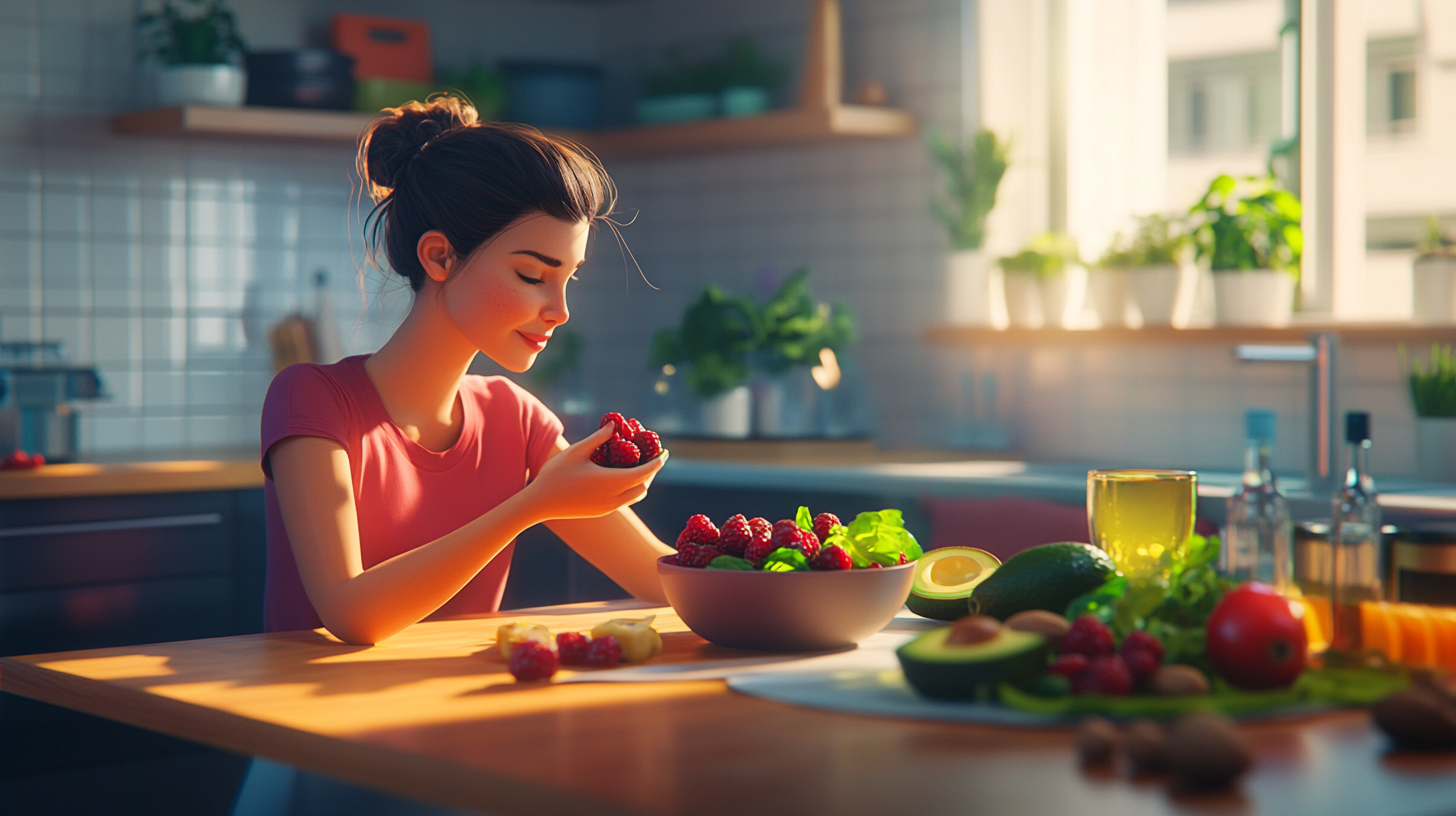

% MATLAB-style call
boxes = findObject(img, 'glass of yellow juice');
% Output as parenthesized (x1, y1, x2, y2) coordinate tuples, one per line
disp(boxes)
(1087, 469, 1197, 580)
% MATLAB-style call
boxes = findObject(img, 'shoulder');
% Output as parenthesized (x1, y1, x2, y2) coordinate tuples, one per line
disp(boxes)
(265, 357, 362, 407)
(461, 374, 546, 411)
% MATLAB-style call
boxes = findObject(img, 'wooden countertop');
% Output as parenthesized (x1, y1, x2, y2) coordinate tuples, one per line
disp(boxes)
(2, 600, 1454, 816)
(0, 459, 264, 500)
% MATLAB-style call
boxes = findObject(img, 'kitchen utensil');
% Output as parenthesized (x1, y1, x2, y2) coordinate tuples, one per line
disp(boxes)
(657, 555, 915, 651)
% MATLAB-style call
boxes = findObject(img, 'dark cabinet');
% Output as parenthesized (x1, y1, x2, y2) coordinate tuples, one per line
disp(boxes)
(0, 489, 265, 656)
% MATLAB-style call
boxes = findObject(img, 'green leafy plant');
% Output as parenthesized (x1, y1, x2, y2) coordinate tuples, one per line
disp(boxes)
(1189, 174, 1302, 278)
(1097, 213, 1192, 269)
(1416, 216, 1456, 260)
(648, 287, 759, 400)
(999, 233, 1081, 279)
(648, 269, 856, 399)
(720, 37, 786, 90)
(1405, 344, 1456, 418)
(929, 129, 1009, 251)
(1066, 533, 1229, 672)
(642, 37, 785, 97)
(756, 268, 856, 375)
(135, 0, 245, 66)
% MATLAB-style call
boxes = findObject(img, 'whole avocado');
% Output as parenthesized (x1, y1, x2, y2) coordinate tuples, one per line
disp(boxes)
(969, 542, 1117, 620)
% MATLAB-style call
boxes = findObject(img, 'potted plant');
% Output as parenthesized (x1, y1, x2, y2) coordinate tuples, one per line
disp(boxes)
(930, 129, 1008, 326)
(1189, 174, 1302, 327)
(1094, 213, 1193, 328)
(1413, 217, 1456, 325)
(648, 287, 760, 437)
(752, 268, 857, 437)
(136, 0, 247, 107)
(998, 233, 1082, 329)
(1406, 344, 1456, 481)
(717, 37, 785, 118)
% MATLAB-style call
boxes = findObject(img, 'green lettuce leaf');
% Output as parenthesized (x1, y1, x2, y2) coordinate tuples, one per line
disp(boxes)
(795, 506, 813, 532)
(826, 509, 920, 567)
(762, 548, 808, 572)
(706, 555, 754, 571)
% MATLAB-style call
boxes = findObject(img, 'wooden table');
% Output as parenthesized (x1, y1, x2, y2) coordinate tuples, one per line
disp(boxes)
(2, 600, 1455, 816)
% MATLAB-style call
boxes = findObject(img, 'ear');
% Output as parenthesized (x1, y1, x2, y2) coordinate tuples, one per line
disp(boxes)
(417, 231, 454, 284)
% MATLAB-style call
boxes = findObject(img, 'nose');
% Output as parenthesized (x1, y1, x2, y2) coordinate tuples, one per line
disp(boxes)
(541, 283, 569, 327)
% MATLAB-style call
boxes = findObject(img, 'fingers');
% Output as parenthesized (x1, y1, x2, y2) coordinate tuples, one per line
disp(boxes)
(569, 424, 615, 457)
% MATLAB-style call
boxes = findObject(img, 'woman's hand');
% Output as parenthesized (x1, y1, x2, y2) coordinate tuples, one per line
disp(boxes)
(520, 424, 667, 523)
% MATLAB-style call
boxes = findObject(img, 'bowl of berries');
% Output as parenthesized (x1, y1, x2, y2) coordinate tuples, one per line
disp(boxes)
(658, 507, 919, 651)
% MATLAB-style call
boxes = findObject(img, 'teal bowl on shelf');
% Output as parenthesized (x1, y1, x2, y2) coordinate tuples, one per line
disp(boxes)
(720, 86, 769, 118)
(636, 92, 717, 125)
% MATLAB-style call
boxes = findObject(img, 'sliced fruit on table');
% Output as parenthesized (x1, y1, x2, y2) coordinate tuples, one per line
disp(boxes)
(496, 621, 553, 659)
(968, 542, 1117, 621)
(590, 615, 662, 663)
(1395, 603, 1438, 668)
(896, 619, 1050, 700)
(1359, 601, 1401, 664)
(905, 547, 1001, 620)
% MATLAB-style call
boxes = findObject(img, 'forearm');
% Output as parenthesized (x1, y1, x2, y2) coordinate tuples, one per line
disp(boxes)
(314, 491, 543, 644)
(546, 509, 675, 604)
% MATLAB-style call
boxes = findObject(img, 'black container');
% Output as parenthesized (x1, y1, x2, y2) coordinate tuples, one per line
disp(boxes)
(500, 61, 602, 130)
(244, 49, 355, 110)
(1392, 524, 1456, 606)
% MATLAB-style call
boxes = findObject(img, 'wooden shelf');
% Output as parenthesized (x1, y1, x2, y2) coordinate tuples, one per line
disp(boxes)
(925, 324, 1456, 346)
(109, 103, 915, 156)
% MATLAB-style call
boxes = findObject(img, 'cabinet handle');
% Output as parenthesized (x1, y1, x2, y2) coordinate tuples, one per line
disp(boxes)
(0, 513, 223, 539)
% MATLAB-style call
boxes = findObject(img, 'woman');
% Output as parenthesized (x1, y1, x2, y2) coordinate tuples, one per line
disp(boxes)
(260, 97, 672, 645)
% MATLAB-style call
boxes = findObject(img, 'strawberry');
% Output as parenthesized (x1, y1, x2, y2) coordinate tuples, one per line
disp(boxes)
(508, 640, 558, 681)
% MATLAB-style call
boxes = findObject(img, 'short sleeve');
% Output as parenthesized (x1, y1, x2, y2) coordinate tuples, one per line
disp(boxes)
(498, 379, 564, 481)
(259, 364, 355, 479)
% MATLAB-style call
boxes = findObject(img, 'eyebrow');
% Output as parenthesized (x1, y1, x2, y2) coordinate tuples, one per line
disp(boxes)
(511, 250, 562, 267)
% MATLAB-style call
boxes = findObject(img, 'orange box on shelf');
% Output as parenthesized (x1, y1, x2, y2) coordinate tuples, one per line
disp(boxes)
(330, 13, 432, 82)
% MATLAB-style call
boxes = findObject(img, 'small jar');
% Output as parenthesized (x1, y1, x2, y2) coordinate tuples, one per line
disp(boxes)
(1390, 524, 1456, 607)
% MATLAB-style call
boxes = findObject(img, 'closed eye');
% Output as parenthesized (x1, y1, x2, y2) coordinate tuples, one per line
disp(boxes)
(516, 272, 544, 285)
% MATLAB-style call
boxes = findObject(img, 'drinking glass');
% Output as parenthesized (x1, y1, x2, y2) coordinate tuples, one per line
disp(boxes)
(1087, 469, 1197, 581)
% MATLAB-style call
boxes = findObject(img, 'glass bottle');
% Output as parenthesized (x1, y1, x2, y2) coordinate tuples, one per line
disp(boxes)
(1329, 411, 1382, 655)
(1222, 409, 1293, 591)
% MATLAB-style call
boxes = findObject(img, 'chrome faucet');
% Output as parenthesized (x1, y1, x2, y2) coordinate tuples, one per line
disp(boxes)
(1234, 332, 1339, 496)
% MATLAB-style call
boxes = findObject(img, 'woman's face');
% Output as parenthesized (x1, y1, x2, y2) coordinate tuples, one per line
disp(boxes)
(439, 214, 589, 373)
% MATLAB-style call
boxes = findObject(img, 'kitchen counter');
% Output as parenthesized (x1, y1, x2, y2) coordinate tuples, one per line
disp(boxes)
(3, 599, 1454, 816)
(0, 459, 264, 501)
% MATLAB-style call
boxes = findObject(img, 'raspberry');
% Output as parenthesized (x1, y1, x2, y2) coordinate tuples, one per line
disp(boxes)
(600, 412, 629, 439)
(810, 544, 852, 570)
(585, 635, 623, 668)
(675, 542, 720, 568)
(812, 512, 841, 543)
(1050, 652, 1090, 678)
(1060, 615, 1115, 657)
(677, 514, 720, 547)
(1076, 655, 1135, 696)
(1121, 631, 1165, 681)
(744, 535, 775, 567)
(557, 632, 590, 666)
(792, 527, 821, 560)
(623, 417, 646, 439)
(717, 514, 753, 557)
(898, 551, 909, 565)
(770, 520, 802, 551)
(748, 517, 772, 540)
(868, 563, 883, 569)
(508, 640, 558, 681)
(634, 430, 662, 462)
(604, 438, 640, 467)
(589, 445, 609, 466)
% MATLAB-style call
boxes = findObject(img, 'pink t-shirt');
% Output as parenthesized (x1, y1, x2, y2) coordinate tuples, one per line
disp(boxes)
(259, 355, 563, 632)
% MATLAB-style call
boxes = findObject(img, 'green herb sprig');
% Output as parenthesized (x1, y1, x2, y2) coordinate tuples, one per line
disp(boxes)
(929, 129, 1009, 252)
(999, 233, 1081, 279)
(136, 0, 245, 66)
(1097, 213, 1192, 269)
(1405, 343, 1456, 418)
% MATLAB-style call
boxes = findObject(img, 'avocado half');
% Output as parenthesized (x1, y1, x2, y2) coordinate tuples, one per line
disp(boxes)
(905, 547, 1002, 620)
(896, 626, 1049, 700)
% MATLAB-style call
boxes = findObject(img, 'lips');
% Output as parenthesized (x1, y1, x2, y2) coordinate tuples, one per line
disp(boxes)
(516, 331, 550, 352)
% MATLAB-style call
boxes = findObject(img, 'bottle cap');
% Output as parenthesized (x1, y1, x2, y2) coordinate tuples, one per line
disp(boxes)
(1245, 409, 1276, 444)
(1345, 411, 1371, 443)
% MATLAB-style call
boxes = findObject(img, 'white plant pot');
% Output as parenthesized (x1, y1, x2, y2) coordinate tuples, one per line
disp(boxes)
(699, 385, 751, 438)
(151, 64, 246, 107)
(945, 250, 993, 326)
(1002, 274, 1044, 328)
(1213, 270, 1296, 327)
(1087, 269, 1131, 328)
(1039, 269, 1085, 329)
(1416, 417, 1456, 482)
(1127, 264, 1183, 327)
(1413, 256, 1456, 325)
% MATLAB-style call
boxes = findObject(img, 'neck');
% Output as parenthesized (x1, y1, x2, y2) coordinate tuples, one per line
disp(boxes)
(364, 286, 478, 445)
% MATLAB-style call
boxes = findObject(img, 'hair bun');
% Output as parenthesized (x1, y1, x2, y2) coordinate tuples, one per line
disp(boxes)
(362, 97, 480, 192)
